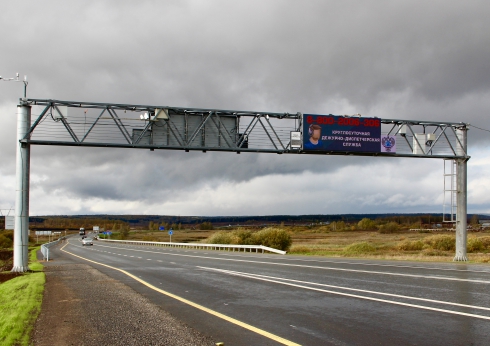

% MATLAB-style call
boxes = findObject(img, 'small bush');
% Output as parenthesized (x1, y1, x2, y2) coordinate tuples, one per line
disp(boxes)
(378, 222, 399, 234)
(252, 228, 292, 251)
(0, 234, 13, 249)
(343, 242, 376, 255)
(398, 240, 424, 251)
(206, 227, 292, 251)
(478, 236, 490, 249)
(206, 231, 234, 244)
(467, 237, 484, 253)
(200, 222, 214, 230)
(2, 231, 13, 241)
(423, 235, 455, 251)
(357, 218, 377, 231)
(119, 224, 130, 239)
(234, 230, 255, 245)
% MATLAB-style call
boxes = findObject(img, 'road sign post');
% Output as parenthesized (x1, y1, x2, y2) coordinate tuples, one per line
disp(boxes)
(168, 229, 173, 243)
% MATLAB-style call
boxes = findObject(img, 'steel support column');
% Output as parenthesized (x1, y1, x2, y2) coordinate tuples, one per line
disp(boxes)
(454, 127, 468, 261)
(12, 101, 31, 272)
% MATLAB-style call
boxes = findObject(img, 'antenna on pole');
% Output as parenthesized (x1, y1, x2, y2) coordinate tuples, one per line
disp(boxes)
(0, 72, 28, 98)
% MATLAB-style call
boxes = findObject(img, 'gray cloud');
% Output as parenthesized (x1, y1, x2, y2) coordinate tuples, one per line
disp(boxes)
(1, 1, 489, 215)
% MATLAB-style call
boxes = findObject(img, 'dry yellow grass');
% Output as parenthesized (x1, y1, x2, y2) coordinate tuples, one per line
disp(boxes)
(122, 227, 490, 263)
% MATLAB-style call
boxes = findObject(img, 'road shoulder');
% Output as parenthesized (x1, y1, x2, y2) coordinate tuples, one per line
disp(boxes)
(31, 248, 213, 346)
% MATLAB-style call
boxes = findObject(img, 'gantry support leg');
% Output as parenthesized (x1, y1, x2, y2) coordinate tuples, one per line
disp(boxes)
(454, 126, 468, 262)
(12, 101, 31, 272)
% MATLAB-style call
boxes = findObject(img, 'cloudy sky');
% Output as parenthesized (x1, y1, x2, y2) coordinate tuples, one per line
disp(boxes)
(1, 0, 489, 217)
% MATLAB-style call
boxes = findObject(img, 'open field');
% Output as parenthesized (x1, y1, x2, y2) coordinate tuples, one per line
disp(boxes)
(108, 226, 490, 263)
(287, 229, 490, 263)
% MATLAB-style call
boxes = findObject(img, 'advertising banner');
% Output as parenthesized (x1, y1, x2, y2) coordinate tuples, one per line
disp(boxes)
(303, 114, 393, 153)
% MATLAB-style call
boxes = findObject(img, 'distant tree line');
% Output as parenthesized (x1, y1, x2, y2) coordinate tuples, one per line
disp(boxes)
(13, 213, 488, 232)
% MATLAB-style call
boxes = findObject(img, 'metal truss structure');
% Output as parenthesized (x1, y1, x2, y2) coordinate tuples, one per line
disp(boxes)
(24, 99, 468, 160)
(10, 98, 470, 271)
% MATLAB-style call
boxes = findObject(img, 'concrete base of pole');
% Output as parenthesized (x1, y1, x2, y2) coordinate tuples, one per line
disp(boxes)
(11, 265, 30, 272)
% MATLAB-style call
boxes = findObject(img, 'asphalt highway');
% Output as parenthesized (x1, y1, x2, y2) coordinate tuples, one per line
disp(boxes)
(54, 236, 490, 345)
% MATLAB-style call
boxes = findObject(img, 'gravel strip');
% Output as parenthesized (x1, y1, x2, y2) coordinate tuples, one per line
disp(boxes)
(31, 254, 214, 346)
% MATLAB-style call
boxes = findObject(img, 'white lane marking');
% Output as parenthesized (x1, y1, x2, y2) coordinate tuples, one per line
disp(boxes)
(206, 252, 490, 274)
(101, 243, 490, 275)
(147, 259, 152, 261)
(92, 244, 490, 284)
(198, 267, 490, 312)
(199, 267, 490, 321)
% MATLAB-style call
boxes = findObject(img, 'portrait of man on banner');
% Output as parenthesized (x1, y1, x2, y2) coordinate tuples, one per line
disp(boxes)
(303, 124, 322, 150)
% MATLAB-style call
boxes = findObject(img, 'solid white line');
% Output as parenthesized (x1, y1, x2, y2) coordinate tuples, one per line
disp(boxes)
(98, 245, 490, 274)
(198, 267, 490, 321)
(217, 253, 490, 274)
(198, 267, 490, 312)
(92, 243, 490, 284)
(102, 243, 490, 275)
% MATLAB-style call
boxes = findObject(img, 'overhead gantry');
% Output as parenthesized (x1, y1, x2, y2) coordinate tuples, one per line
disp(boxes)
(11, 98, 469, 271)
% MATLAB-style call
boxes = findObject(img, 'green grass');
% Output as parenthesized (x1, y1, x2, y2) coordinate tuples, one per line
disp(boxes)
(29, 246, 43, 272)
(0, 247, 44, 346)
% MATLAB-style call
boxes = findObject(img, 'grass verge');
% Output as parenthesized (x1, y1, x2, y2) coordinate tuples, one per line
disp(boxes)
(0, 247, 44, 346)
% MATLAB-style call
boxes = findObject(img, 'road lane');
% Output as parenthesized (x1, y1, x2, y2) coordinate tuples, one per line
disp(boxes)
(57, 238, 490, 345)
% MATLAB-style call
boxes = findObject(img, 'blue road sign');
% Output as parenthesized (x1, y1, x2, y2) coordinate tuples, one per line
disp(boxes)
(168, 230, 173, 235)
(159, 226, 165, 231)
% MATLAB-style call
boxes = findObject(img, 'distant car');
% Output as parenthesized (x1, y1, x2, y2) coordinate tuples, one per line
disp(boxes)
(82, 237, 93, 246)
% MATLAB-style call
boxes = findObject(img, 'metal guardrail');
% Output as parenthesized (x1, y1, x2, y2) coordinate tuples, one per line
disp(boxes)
(409, 229, 456, 232)
(41, 238, 63, 261)
(99, 239, 287, 255)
